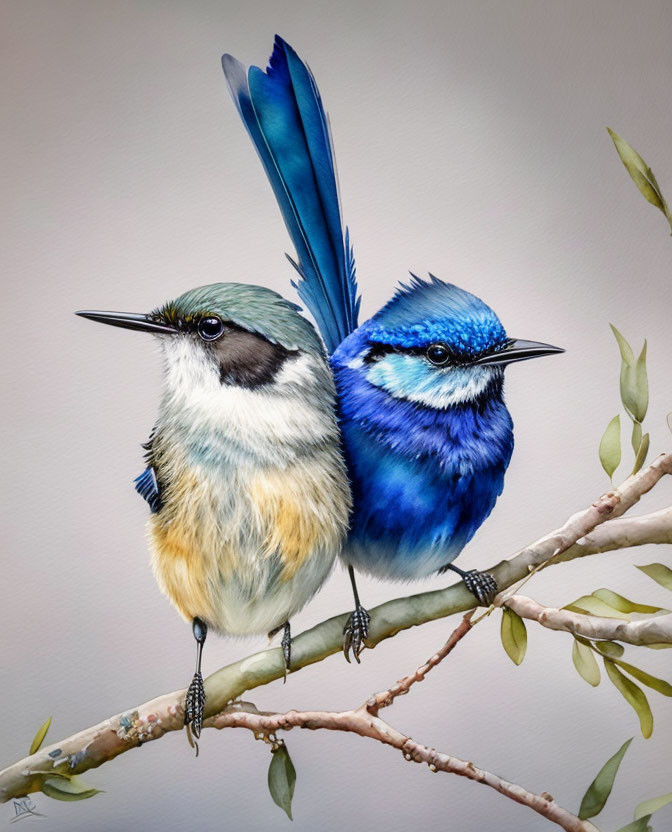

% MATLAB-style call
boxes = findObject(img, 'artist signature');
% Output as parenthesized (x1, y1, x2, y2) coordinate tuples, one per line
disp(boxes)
(9, 798, 45, 823)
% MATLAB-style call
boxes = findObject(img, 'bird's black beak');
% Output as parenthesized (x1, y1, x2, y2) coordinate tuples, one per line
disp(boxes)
(472, 338, 565, 367)
(75, 311, 177, 335)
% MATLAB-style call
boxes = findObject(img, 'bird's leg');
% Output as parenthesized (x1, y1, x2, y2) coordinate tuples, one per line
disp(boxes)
(343, 565, 371, 664)
(445, 563, 498, 606)
(268, 621, 292, 681)
(184, 617, 207, 740)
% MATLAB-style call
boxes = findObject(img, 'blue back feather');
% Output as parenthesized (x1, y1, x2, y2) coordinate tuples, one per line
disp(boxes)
(222, 36, 360, 353)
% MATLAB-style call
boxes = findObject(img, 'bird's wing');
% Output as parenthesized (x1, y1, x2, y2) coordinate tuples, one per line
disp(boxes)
(134, 428, 162, 513)
(222, 36, 360, 353)
(134, 466, 162, 513)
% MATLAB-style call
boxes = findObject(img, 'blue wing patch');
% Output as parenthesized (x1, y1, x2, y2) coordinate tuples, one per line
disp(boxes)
(134, 466, 162, 513)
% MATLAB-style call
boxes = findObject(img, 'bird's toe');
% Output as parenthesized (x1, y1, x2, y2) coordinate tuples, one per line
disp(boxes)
(343, 604, 371, 663)
(462, 569, 498, 606)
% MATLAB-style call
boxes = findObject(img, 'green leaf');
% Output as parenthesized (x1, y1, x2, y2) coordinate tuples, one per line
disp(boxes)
(643, 642, 672, 649)
(631, 420, 642, 455)
(610, 323, 636, 367)
(614, 660, 672, 697)
(616, 817, 652, 832)
(599, 414, 622, 479)
(500, 608, 527, 665)
(592, 589, 666, 615)
(634, 340, 649, 422)
(42, 775, 103, 801)
(634, 791, 672, 820)
(572, 638, 600, 686)
(29, 716, 52, 755)
(607, 128, 672, 232)
(578, 736, 633, 819)
(610, 327, 648, 423)
(605, 660, 653, 738)
(631, 432, 649, 476)
(593, 640, 625, 659)
(268, 744, 296, 820)
(636, 563, 672, 591)
(565, 596, 630, 619)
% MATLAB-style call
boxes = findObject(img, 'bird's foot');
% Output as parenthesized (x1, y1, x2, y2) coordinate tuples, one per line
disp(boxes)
(460, 569, 498, 606)
(281, 623, 291, 681)
(184, 671, 205, 740)
(268, 622, 292, 681)
(343, 604, 371, 664)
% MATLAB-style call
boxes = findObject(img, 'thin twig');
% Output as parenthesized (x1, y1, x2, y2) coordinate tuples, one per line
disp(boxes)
(207, 701, 598, 831)
(366, 612, 474, 714)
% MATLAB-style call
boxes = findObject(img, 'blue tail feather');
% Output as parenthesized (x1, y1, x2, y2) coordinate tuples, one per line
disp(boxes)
(222, 35, 359, 352)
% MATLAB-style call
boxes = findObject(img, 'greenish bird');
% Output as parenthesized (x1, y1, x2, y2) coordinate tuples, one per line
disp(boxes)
(77, 282, 351, 738)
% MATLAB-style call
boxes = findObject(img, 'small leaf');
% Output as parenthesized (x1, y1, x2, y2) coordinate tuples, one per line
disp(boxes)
(500, 608, 527, 665)
(29, 716, 52, 755)
(643, 642, 672, 650)
(634, 791, 672, 820)
(636, 563, 672, 591)
(610, 323, 636, 367)
(578, 736, 633, 819)
(605, 660, 653, 738)
(268, 744, 296, 820)
(607, 128, 672, 231)
(599, 414, 622, 479)
(609, 327, 648, 422)
(631, 420, 642, 455)
(614, 660, 672, 697)
(42, 775, 103, 801)
(634, 341, 649, 422)
(572, 638, 600, 686)
(592, 640, 625, 659)
(631, 432, 649, 475)
(616, 817, 652, 832)
(565, 595, 630, 619)
(592, 589, 666, 615)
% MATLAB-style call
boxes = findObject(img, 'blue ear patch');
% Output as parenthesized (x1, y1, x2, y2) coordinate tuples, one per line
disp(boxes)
(134, 467, 162, 513)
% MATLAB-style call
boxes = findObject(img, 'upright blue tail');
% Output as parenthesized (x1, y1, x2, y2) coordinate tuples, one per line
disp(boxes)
(222, 36, 360, 353)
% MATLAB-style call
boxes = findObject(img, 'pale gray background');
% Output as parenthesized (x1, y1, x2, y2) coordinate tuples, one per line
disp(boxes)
(2, 1, 672, 830)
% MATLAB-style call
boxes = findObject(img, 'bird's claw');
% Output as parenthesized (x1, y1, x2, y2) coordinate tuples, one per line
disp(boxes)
(281, 625, 291, 681)
(461, 569, 498, 606)
(185, 671, 205, 739)
(343, 604, 371, 663)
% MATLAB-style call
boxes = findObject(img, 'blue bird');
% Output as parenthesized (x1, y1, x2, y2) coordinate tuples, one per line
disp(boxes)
(222, 37, 563, 661)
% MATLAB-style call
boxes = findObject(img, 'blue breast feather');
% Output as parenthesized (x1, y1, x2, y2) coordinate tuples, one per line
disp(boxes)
(331, 340, 514, 579)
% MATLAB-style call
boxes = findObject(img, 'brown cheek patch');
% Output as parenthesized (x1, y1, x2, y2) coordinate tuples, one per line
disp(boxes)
(214, 328, 297, 389)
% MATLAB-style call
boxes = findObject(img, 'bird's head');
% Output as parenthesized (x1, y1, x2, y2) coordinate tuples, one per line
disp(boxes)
(342, 274, 563, 409)
(77, 282, 329, 396)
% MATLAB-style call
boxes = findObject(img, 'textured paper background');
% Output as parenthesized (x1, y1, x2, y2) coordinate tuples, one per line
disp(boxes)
(2, 1, 672, 829)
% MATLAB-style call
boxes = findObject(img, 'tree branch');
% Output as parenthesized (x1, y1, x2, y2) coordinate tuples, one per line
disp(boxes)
(208, 703, 598, 832)
(1, 453, 670, 810)
(552, 507, 672, 564)
(202, 614, 597, 832)
(505, 595, 672, 645)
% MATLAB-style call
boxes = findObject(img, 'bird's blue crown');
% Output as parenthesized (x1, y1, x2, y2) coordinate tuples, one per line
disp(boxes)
(367, 274, 507, 358)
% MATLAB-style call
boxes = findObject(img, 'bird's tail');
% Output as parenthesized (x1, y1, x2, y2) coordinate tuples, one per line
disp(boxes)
(222, 36, 360, 353)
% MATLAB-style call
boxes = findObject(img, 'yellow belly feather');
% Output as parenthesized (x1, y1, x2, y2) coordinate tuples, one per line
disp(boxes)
(148, 463, 343, 624)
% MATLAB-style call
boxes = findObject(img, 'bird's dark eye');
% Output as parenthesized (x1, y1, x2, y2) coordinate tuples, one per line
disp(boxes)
(197, 316, 224, 341)
(426, 344, 451, 366)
